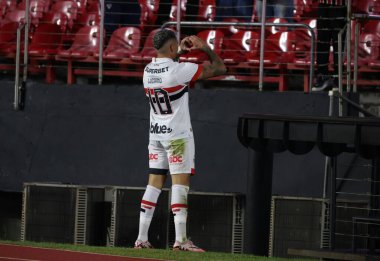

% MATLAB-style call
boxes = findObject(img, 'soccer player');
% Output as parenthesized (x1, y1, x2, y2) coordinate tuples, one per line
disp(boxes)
(134, 29, 226, 252)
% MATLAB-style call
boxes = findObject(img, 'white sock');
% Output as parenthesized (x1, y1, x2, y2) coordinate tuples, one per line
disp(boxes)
(171, 184, 189, 243)
(137, 185, 161, 242)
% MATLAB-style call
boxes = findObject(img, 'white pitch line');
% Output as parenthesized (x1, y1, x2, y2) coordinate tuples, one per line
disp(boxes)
(0, 257, 41, 261)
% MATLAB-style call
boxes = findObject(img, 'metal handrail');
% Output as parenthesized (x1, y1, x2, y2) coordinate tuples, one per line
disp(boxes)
(14, 23, 26, 111)
(98, 0, 105, 85)
(176, 0, 181, 41)
(346, 0, 352, 92)
(161, 21, 316, 93)
(334, 90, 378, 118)
(259, 0, 267, 92)
(338, 24, 347, 116)
(23, 0, 30, 82)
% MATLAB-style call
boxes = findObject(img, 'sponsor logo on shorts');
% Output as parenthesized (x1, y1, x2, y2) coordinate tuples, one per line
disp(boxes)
(169, 155, 183, 163)
(150, 123, 172, 134)
(149, 153, 158, 161)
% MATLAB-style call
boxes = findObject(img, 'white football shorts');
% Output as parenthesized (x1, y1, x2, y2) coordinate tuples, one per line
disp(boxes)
(148, 136, 195, 175)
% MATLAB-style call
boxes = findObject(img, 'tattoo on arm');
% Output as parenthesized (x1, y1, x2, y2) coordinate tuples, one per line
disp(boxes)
(200, 47, 226, 79)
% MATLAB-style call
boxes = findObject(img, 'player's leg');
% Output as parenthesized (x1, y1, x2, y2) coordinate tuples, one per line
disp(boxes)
(166, 137, 205, 252)
(135, 141, 168, 249)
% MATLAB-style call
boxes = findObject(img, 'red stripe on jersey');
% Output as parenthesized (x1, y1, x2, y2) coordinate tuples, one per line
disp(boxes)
(171, 204, 188, 209)
(141, 200, 156, 207)
(162, 85, 186, 93)
(191, 168, 195, 175)
(145, 85, 186, 94)
(190, 65, 203, 84)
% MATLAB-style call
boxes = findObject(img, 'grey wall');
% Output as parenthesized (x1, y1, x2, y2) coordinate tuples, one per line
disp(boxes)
(0, 81, 336, 197)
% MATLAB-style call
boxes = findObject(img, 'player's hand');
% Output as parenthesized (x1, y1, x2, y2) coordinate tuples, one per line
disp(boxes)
(187, 35, 210, 52)
(179, 36, 193, 53)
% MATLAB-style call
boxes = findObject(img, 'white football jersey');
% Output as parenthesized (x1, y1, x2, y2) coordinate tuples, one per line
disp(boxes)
(143, 57, 202, 141)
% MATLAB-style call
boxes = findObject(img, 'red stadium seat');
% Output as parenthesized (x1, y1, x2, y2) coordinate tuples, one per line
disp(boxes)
(222, 30, 259, 65)
(73, 0, 87, 14)
(51, 0, 78, 29)
(0, 0, 17, 17)
(1, 9, 26, 24)
(86, 1, 99, 14)
(0, 10, 25, 56)
(18, 0, 48, 27)
(139, 0, 159, 33)
(293, 0, 318, 20)
(41, 11, 68, 33)
(0, 21, 20, 55)
(360, 33, 380, 68)
(246, 31, 296, 91)
(180, 29, 224, 63)
(28, 17, 66, 83)
(130, 28, 160, 63)
(169, 0, 187, 21)
(102, 26, 141, 61)
(56, 25, 103, 84)
(352, 0, 380, 14)
(198, 0, 216, 22)
(287, 19, 317, 92)
(57, 25, 102, 59)
(29, 24, 64, 56)
(362, 20, 380, 37)
(72, 11, 100, 34)
(247, 31, 296, 66)
(292, 18, 316, 62)
(266, 17, 289, 35)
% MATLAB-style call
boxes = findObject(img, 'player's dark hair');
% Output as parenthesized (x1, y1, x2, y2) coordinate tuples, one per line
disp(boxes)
(153, 29, 177, 50)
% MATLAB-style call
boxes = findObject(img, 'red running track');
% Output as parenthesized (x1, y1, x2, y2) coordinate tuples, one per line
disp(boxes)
(0, 244, 170, 261)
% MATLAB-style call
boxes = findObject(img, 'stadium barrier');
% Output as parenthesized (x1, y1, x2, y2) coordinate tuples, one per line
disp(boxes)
(20, 183, 244, 253)
(21, 183, 109, 245)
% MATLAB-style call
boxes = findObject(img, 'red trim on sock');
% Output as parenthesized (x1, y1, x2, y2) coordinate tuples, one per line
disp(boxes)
(191, 168, 195, 175)
(142, 205, 152, 209)
(171, 204, 188, 209)
(141, 200, 156, 207)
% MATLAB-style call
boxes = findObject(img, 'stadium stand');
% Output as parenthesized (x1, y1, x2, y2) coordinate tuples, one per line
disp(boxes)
(0, 0, 378, 90)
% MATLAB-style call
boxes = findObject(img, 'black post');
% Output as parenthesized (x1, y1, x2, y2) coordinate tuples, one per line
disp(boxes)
(245, 150, 273, 255)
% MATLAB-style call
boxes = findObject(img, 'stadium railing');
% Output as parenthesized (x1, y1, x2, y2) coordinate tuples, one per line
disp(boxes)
(7, 0, 380, 110)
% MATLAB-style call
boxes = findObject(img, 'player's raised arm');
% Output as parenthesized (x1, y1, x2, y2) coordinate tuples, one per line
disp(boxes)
(181, 35, 227, 80)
